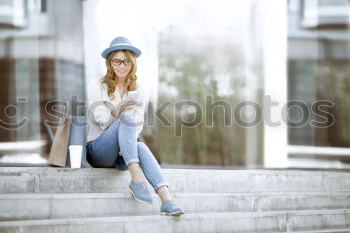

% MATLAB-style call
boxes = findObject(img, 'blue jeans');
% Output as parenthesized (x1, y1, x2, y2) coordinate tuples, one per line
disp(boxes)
(86, 113, 168, 192)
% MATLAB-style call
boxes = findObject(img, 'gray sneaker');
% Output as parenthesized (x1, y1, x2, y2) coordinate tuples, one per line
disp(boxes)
(128, 180, 153, 204)
(160, 200, 184, 216)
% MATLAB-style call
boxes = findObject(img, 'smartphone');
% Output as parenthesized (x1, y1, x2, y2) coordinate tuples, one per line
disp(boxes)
(127, 91, 138, 101)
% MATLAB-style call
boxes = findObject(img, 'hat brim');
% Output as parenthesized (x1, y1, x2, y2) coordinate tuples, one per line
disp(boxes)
(101, 45, 141, 59)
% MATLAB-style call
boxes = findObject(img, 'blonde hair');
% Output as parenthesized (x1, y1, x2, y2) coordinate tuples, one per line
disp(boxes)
(100, 50, 138, 100)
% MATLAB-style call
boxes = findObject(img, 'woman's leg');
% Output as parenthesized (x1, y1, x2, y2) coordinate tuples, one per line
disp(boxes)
(118, 114, 171, 200)
(86, 118, 122, 168)
(117, 114, 146, 183)
(118, 114, 184, 215)
(136, 142, 173, 202)
(87, 115, 147, 184)
(128, 163, 144, 183)
(156, 186, 172, 202)
(89, 113, 173, 203)
(89, 114, 183, 214)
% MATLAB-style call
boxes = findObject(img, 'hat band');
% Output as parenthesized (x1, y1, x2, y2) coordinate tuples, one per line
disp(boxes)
(110, 43, 134, 47)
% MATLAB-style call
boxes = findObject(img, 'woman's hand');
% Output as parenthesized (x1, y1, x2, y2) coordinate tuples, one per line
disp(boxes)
(112, 98, 142, 118)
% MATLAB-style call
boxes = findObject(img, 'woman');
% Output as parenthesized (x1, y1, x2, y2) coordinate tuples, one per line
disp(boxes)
(85, 36, 184, 216)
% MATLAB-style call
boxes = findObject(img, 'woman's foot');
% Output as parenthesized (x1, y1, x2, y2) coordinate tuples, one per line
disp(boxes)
(128, 180, 153, 204)
(160, 200, 184, 216)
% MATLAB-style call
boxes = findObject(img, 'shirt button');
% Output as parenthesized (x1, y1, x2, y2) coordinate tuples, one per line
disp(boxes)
(119, 152, 122, 156)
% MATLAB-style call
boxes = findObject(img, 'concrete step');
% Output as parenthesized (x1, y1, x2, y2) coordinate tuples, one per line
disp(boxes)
(1, 192, 350, 221)
(1, 167, 350, 193)
(1, 209, 350, 233)
(293, 230, 350, 233)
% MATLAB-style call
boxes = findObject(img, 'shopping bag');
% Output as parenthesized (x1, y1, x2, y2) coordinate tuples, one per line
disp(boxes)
(48, 101, 71, 167)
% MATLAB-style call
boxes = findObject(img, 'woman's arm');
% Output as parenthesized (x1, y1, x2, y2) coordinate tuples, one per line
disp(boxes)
(87, 79, 115, 130)
(112, 99, 140, 118)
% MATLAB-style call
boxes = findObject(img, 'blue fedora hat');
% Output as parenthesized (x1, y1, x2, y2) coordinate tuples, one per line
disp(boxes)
(101, 36, 141, 59)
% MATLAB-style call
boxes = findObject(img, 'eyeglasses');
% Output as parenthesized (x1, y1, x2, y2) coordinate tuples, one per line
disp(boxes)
(111, 59, 132, 66)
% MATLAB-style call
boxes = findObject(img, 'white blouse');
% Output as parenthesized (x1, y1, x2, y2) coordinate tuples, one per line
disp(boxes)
(86, 78, 145, 143)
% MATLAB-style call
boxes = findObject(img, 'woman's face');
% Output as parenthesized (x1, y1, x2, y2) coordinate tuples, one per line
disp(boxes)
(110, 51, 132, 80)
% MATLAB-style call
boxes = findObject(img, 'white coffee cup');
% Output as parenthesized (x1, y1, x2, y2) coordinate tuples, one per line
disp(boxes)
(69, 145, 83, 168)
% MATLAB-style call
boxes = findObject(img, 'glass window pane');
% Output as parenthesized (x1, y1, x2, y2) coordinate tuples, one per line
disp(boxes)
(0, 0, 85, 165)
